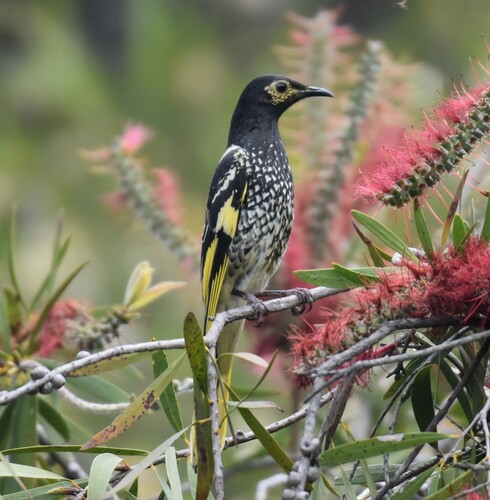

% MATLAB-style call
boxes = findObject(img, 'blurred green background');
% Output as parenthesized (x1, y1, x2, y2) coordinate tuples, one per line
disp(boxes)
(0, 0, 489, 497)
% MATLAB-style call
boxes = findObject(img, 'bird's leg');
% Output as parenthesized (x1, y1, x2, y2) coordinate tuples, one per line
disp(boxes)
(232, 289, 269, 326)
(258, 288, 314, 316)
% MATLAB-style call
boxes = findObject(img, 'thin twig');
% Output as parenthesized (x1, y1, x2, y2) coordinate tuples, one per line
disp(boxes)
(0, 286, 344, 406)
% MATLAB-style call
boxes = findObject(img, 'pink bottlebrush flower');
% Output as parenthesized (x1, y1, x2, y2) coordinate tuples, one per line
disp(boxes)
(292, 236, 490, 382)
(355, 82, 490, 207)
(119, 123, 153, 155)
(36, 299, 92, 358)
(153, 168, 183, 226)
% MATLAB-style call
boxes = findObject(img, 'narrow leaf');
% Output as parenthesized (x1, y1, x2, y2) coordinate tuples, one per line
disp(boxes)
(335, 464, 403, 485)
(183, 312, 213, 499)
(481, 193, 490, 241)
(69, 351, 152, 377)
(441, 170, 468, 247)
(37, 398, 70, 441)
(128, 281, 186, 311)
(352, 210, 418, 262)
(452, 214, 466, 248)
(165, 446, 183, 500)
(424, 469, 473, 500)
(320, 433, 451, 466)
(339, 464, 357, 500)
(227, 400, 282, 410)
(411, 366, 436, 441)
(81, 351, 186, 450)
(0, 462, 65, 481)
(6, 208, 26, 310)
(2, 480, 88, 500)
(110, 426, 190, 494)
(87, 453, 122, 500)
(183, 312, 207, 393)
(152, 350, 184, 435)
(439, 359, 473, 424)
(218, 351, 269, 368)
(295, 266, 397, 288)
(413, 199, 434, 260)
(391, 465, 436, 500)
(0, 290, 11, 354)
(229, 387, 293, 473)
(353, 221, 386, 267)
(1, 444, 148, 456)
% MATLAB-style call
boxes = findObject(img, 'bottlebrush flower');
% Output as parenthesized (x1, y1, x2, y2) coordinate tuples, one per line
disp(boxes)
(292, 236, 490, 382)
(119, 123, 153, 155)
(36, 299, 93, 357)
(355, 82, 490, 207)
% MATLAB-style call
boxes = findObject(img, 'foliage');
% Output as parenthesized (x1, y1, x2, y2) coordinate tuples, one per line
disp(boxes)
(1, 7, 490, 500)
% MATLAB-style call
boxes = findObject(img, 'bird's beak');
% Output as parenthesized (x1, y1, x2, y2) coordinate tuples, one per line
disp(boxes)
(304, 85, 334, 98)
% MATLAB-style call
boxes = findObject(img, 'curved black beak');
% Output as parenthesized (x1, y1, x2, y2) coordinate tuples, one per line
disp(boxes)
(305, 85, 334, 98)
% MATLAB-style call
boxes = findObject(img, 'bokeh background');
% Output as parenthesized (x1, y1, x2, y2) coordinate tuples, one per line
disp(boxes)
(1, 1, 489, 497)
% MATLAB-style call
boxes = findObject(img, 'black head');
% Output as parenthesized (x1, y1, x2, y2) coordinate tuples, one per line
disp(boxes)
(228, 74, 333, 146)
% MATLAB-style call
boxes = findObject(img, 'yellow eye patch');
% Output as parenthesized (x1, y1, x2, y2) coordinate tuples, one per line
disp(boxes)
(265, 80, 296, 105)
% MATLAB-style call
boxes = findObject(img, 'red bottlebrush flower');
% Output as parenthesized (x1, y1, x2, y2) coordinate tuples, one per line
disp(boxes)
(36, 299, 92, 358)
(292, 236, 490, 382)
(355, 82, 490, 207)
(119, 123, 153, 155)
(153, 168, 183, 226)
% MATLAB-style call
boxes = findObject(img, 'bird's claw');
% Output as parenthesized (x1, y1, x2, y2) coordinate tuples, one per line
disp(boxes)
(232, 289, 269, 326)
(290, 288, 314, 316)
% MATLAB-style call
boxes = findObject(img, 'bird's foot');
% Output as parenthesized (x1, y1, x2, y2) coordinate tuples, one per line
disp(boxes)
(232, 289, 269, 326)
(260, 288, 314, 316)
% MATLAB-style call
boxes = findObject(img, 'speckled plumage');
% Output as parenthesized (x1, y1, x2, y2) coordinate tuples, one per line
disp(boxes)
(199, 74, 332, 446)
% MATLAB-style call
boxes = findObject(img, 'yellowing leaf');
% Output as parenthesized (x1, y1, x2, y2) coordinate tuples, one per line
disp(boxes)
(124, 261, 153, 306)
(81, 351, 186, 450)
(128, 281, 185, 311)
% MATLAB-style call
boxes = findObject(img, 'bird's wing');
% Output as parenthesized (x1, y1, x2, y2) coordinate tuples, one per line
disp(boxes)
(201, 145, 248, 331)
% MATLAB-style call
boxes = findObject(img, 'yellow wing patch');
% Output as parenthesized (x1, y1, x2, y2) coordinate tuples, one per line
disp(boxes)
(202, 236, 229, 332)
(216, 193, 243, 237)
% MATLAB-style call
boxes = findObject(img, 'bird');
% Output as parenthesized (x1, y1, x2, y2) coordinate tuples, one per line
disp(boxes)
(201, 74, 333, 444)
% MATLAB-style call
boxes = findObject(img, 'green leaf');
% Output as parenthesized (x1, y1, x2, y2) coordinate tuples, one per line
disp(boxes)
(28, 262, 88, 353)
(69, 351, 152, 377)
(413, 199, 434, 260)
(41, 359, 130, 403)
(30, 227, 72, 311)
(81, 351, 186, 450)
(441, 170, 468, 247)
(152, 350, 184, 435)
(295, 266, 396, 289)
(342, 424, 376, 497)
(184, 312, 207, 393)
(335, 463, 403, 484)
(391, 465, 436, 500)
(87, 453, 123, 500)
(332, 263, 381, 286)
(352, 210, 418, 262)
(0, 290, 11, 354)
(439, 359, 473, 424)
(0, 461, 65, 480)
(3, 480, 89, 500)
(1, 444, 148, 456)
(481, 193, 490, 241)
(411, 366, 436, 440)
(6, 208, 26, 310)
(37, 398, 70, 441)
(165, 446, 183, 500)
(339, 464, 357, 500)
(110, 426, 190, 494)
(452, 214, 466, 248)
(229, 386, 293, 473)
(353, 221, 386, 267)
(184, 312, 213, 500)
(320, 433, 451, 466)
(425, 469, 473, 500)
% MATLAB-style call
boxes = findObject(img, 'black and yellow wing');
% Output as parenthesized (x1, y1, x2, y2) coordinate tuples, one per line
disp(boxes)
(201, 145, 248, 332)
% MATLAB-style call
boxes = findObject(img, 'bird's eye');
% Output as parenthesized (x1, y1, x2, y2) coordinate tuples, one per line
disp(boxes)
(275, 81, 288, 93)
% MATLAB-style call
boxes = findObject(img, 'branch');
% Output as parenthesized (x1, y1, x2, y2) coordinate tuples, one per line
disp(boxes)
(0, 285, 343, 405)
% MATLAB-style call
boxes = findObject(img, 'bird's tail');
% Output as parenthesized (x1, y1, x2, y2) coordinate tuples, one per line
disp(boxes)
(215, 318, 244, 448)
